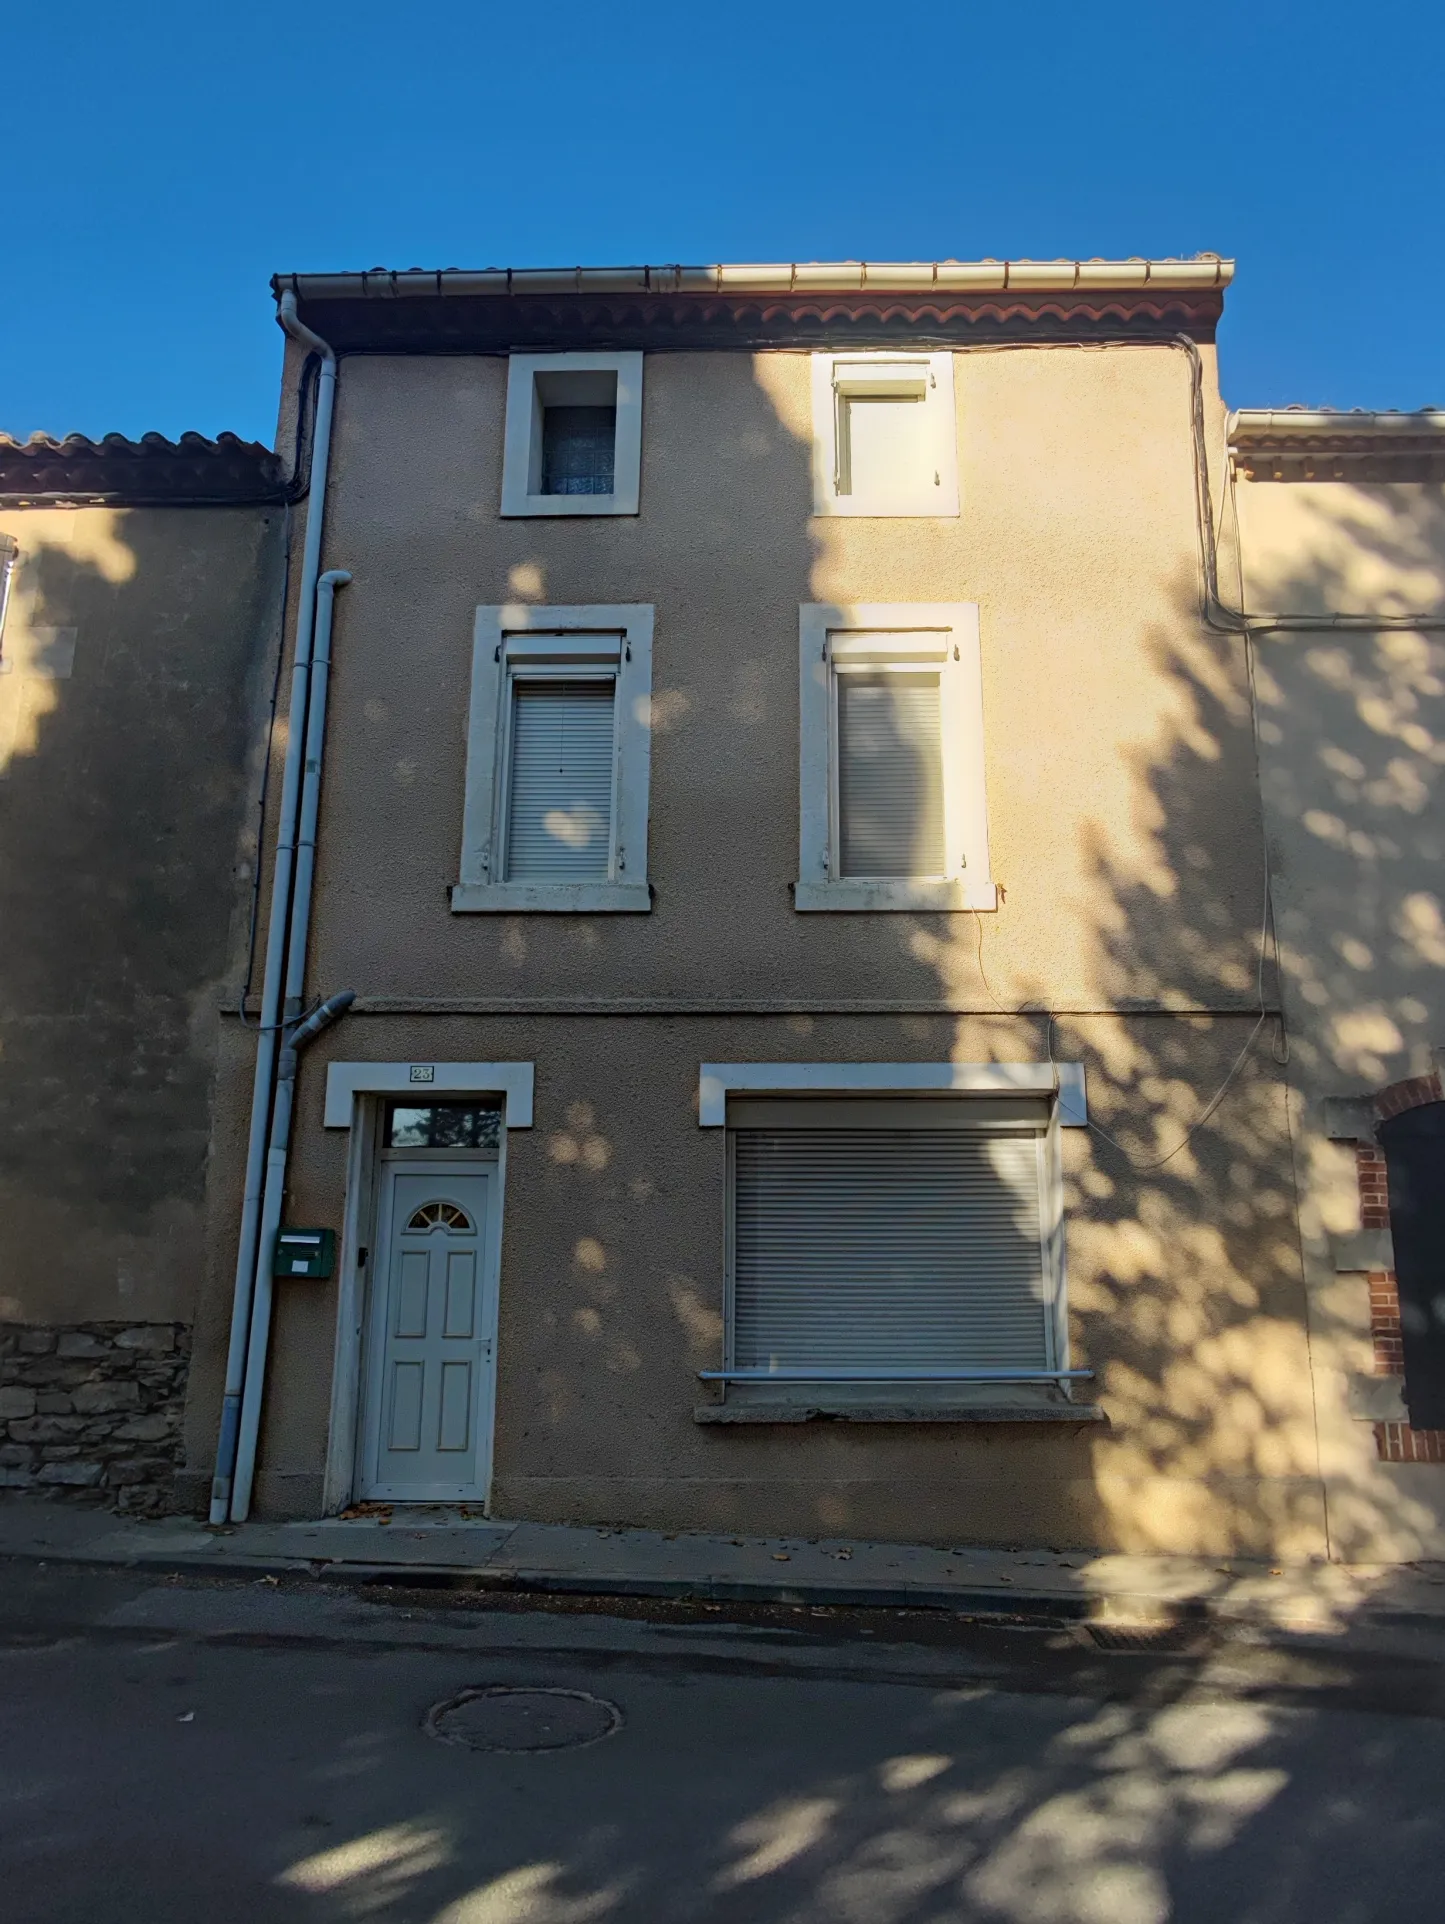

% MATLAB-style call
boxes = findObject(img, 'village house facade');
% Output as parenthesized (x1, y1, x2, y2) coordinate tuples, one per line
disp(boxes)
(5, 257, 1443, 1563)
(186, 255, 1337, 1557)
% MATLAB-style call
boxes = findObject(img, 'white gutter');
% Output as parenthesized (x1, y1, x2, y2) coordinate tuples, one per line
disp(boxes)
(277, 256, 1234, 303)
(209, 294, 341, 1525)
(1229, 408, 1445, 442)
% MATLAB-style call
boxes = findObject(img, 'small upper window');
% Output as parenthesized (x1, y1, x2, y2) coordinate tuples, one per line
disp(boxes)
(811, 352, 958, 517)
(501, 352, 643, 517)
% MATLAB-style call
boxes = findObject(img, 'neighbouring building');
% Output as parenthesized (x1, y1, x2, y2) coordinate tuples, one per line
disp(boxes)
(0, 430, 286, 1508)
(1228, 407, 1445, 1559)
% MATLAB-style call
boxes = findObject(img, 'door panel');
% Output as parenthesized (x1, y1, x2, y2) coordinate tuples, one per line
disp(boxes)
(438, 1361, 473, 1451)
(361, 1167, 496, 1501)
(444, 1252, 477, 1338)
(394, 1252, 430, 1338)
(388, 1363, 424, 1452)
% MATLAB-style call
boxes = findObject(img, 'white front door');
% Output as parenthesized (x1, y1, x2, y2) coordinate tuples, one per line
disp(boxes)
(359, 1165, 498, 1502)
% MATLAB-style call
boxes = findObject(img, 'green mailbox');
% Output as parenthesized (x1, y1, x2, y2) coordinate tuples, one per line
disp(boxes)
(272, 1228, 336, 1279)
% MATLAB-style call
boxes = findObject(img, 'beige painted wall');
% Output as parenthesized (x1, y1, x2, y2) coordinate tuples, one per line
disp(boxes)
(295, 343, 1263, 1015)
(189, 338, 1350, 1555)
(1235, 475, 1445, 1558)
(0, 503, 280, 1325)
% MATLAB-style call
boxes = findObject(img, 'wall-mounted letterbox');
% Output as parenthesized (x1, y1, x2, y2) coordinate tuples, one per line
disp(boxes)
(272, 1228, 336, 1279)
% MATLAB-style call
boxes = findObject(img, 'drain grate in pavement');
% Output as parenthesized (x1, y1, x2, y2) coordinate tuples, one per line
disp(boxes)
(1087, 1622, 1199, 1652)
(425, 1685, 622, 1753)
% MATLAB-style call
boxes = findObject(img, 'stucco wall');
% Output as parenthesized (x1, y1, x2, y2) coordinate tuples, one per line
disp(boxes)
(186, 1009, 1319, 1556)
(288, 343, 1262, 1015)
(1235, 475, 1445, 1558)
(0, 504, 281, 1327)
(189, 339, 1340, 1555)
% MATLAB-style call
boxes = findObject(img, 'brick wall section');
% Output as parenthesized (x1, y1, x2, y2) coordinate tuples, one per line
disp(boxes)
(1354, 1142, 1445, 1464)
(1367, 1270, 1406, 1376)
(0, 1323, 190, 1512)
(1356, 1143, 1391, 1229)
(1374, 1423, 1445, 1464)
(1374, 1070, 1443, 1122)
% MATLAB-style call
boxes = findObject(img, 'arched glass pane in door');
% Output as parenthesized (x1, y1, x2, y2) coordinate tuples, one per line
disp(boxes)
(405, 1201, 473, 1233)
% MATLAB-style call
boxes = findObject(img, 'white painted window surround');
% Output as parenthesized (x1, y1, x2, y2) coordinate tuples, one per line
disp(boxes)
(501, 351, 643, 517)
(797, 603, 995, 912)
(454, 605, 654, 914)
(697, 1062, 1087, 1127)
(811, 351, 958, 517)
(324, 1063, 535, 1129)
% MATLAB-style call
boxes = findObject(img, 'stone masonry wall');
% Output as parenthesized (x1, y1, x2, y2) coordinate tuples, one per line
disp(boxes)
(0, 1323, 190, 1512)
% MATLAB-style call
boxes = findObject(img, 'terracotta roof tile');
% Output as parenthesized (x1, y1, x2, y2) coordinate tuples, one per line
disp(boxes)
(0, 430, 285, 504)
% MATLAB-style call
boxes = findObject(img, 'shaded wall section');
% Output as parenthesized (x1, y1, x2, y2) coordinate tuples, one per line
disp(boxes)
(0, 503, 282, 1327)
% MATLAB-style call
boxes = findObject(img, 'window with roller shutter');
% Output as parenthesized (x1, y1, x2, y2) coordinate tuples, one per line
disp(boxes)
(724, 1096, 1067, 1387)
(796, 602, 996, 912)
(810, 352, 959, 517)
(453, 604, 654, 913)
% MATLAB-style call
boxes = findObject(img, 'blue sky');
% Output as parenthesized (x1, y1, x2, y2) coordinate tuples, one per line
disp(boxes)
(5, 2, 1441, 443)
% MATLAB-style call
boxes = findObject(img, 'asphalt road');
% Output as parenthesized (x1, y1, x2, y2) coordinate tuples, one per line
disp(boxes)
(2, 1559, 1443, 1923)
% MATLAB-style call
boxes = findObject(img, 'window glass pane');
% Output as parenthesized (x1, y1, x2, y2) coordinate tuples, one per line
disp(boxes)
(505, 678, 615, 882)
(386, 1103, 502, 1150)
(838, 673, 944, 877)
(838, 394, 930, 497)
(541, 405, 616, 495)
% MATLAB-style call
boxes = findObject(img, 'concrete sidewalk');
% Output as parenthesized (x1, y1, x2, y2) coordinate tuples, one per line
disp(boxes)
(3, 1497, 1445, 1630)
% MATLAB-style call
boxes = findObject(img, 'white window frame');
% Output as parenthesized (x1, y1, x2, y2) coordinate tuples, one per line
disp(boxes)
(500, 351, 643, 517)
(796, 602, 995, 912)
(810, 350, 958, 517)
(453, 603, 653, 913)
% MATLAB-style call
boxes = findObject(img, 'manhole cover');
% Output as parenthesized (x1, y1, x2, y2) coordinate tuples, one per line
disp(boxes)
(425, 1686, 622, 1753)
(1087, 1623, 1199, 1652)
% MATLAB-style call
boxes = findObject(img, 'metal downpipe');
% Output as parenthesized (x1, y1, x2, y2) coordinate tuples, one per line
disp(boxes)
(210, 296, 339, 1524)
(228, 571, 351, 1523)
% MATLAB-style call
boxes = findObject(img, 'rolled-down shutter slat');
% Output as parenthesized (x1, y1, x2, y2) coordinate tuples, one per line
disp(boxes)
(733, 1129, 1049, 1371)
(838, 676, 945, 878)
(505, 678, 615, 881)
